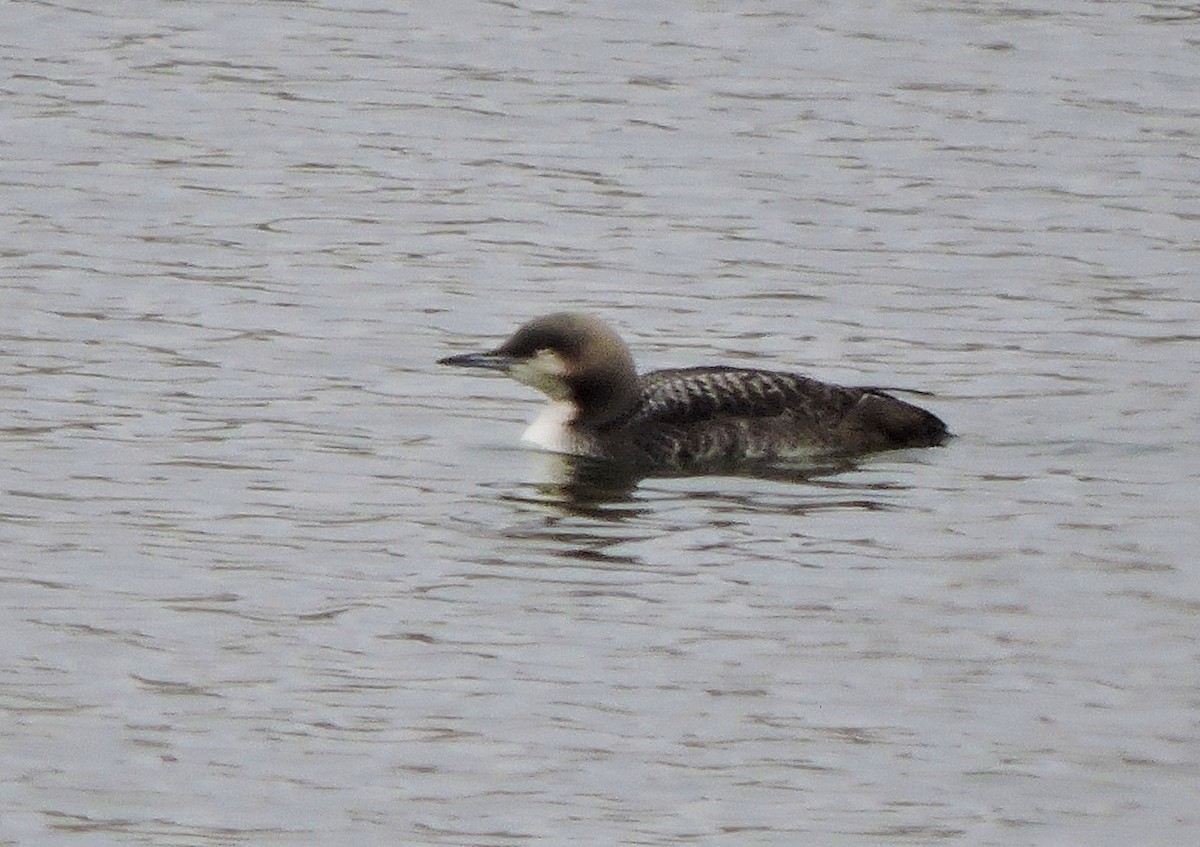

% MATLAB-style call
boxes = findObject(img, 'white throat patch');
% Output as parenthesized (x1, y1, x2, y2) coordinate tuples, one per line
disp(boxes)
(521, 401, 578, 454)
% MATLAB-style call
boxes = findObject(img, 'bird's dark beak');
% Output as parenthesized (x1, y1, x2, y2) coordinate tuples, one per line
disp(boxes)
(437, 350, 517, 372)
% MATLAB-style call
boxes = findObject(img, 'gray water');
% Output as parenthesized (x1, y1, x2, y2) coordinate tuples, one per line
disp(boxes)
(3, 1, 1199, 845)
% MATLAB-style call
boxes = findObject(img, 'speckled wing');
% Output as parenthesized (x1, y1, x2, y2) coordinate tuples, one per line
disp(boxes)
(601, 367, 947, 467)
(624, 367, 861, 429)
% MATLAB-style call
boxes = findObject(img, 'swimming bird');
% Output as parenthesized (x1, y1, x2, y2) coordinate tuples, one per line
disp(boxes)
(438, 313, 949, 471)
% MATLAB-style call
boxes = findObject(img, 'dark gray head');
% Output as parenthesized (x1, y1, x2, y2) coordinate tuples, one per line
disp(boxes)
(438, 312, 641, 427)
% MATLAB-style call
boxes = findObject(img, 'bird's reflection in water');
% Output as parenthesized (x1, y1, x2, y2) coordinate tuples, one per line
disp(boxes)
(509, 450, 882, 517)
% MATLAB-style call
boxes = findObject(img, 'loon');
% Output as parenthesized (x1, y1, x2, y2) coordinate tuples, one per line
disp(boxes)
(438, 312, 949, 471)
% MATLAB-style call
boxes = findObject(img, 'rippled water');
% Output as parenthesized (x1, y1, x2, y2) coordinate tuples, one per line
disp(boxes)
(4, 1, 1199, 845)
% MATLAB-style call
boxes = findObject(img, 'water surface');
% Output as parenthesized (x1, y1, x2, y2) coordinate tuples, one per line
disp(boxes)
(3, 1, 1199, 845)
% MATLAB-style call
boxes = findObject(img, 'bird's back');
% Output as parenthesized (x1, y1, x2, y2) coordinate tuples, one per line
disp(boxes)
(596, 367, 948, 469)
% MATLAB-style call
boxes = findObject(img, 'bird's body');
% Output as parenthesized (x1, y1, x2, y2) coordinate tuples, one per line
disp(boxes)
(439, 313, 949, 471)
